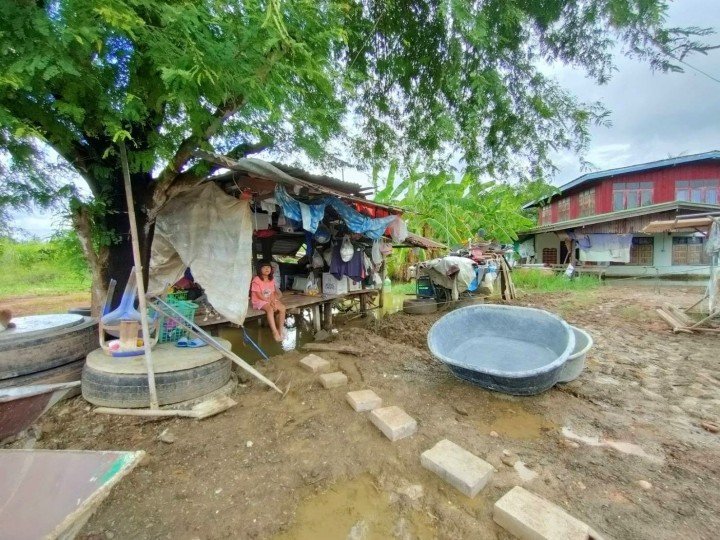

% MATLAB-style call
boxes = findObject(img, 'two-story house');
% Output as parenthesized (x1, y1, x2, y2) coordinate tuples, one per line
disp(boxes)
(521, 151, 720, 276)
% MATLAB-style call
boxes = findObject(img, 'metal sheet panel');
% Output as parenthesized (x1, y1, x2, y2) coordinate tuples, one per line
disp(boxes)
(0, 449, 143, 540)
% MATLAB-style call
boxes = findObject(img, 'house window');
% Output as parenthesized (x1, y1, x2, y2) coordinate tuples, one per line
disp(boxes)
(579, 188, 595, 217)
(557, 198, 570, 221)
(629, 237, 653, 265)
(613, 181, 653, 211)
(542, 248, 557, 265)
(539, 206, 552, 224)
(676, 179, 719, 204)
(672, 236, 709, 266)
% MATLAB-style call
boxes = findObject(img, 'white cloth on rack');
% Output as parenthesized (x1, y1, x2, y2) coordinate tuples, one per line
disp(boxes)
(578, 234, 632, 263)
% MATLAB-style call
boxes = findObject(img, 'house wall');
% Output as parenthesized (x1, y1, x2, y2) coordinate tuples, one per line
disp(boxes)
(528, 232, 711, 277)
(541, 161, 720, 223)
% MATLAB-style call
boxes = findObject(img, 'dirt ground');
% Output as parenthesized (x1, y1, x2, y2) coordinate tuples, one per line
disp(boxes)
(0, 292, 90, 316)
(8, 283, 720, 539)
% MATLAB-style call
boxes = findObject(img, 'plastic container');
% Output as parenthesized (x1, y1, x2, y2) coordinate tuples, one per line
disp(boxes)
(158, 300, 198, 343)
(383, 276, 392, 292)
(557, 326, 593, 383)
(428, 305, 575, 395)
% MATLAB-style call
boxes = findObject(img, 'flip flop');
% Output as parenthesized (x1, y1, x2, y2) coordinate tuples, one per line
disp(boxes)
(187, 338, 207, 348)
(176, 337, 189, 348)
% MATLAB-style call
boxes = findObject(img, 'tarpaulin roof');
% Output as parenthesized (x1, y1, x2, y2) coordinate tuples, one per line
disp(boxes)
(195, 151, 402, 213)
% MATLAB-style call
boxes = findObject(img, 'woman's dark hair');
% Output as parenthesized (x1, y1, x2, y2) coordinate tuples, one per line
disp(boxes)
(256, 260, 274, 280)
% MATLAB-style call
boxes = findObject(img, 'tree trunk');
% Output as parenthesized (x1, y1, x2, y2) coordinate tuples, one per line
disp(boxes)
(77, 170, 157, 315)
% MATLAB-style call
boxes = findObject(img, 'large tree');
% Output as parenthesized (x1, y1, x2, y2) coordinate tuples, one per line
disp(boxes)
(0, 0, 713, 309)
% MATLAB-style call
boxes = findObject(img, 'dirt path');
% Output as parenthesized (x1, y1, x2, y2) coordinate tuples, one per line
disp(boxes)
(9, 284, 719, 539)
(0, 292, 90, 316)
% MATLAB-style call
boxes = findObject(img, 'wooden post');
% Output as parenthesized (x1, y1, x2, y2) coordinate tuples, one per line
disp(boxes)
(323, 301, 334, 329)
(119, 141, 159, 410)
(312, 304, 322, 332)
(360, 292, 368, 315)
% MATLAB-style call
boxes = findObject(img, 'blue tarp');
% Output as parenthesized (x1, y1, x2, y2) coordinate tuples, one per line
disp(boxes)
(274, 186, 397, 240)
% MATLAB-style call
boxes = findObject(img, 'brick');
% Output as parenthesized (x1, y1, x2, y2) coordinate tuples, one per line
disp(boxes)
(345, 390, 382, 411)
(421, 439, 494, 498)
(319, 371, 348, 388)
(493, 486, 600, 540)
(299, 354, 331, 373)
(369, 406, 417, 441)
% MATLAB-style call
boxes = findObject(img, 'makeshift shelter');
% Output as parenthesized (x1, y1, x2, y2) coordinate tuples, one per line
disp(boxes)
(148, 155, 443, 328)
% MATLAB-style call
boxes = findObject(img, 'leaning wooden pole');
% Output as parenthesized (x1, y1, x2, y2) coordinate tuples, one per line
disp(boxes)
(119, 141, 160, 409)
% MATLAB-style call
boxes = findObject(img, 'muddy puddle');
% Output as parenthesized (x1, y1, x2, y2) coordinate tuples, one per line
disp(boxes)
(474, 396, 556, 440)
(220, 291, 408, 362)
(274, 474, 436, 540)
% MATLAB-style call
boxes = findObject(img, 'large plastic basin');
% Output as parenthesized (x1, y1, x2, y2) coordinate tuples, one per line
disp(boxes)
(557, 326, 593, 383)
(427, 305, 575, 395)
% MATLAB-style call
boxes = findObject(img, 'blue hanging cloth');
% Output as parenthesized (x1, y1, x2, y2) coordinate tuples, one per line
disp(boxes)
(274, 185, 397, 240)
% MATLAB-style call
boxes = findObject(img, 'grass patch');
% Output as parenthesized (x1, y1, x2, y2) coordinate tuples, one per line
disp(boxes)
(0, 236, 91, 299)
(511, 268, 602, 293)
(389, 281, 416, 295)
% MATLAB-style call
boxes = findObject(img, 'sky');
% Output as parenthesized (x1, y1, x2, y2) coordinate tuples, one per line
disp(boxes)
(9, 0, 720, 238)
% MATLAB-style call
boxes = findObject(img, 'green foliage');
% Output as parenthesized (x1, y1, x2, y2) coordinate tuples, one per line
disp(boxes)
(511, 268, 601, 293)
(375, 165, 556, 246)
(0, 0, 713, 284)
(0, 235, 90, 298)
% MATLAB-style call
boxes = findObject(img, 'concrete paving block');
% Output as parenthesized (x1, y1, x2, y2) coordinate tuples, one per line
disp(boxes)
(299, 354, 331, 373)
(345, 390, 383, 412)
(369, 406, 417, 441)
(493, 486, 598, 540)
(421, 439, 494, 498)
(320, 371, 348, 388)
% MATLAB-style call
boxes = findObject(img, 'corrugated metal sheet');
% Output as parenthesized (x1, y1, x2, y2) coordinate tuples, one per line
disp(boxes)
(400, 233, 446, 250)
(522, 201, 720, 234)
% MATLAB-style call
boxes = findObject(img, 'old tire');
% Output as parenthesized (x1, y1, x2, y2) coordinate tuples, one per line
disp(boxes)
(81, 358, 233, 408)
(403, 298, 438, 315)
(0, 317, 98, 380)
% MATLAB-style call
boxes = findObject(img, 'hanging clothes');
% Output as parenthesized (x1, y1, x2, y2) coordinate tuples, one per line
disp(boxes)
(274, 185, 397, 239)
(329, 241, 365, 282)
(578, 234, 633, 263)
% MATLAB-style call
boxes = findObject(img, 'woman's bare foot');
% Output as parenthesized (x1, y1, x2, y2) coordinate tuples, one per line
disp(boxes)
(273, 331, 282, 342)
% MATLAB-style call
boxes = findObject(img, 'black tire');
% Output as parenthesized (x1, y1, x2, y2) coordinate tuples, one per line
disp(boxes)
(0, 317, 98, 380)
(68, 307, 92, 317)
(81, 358, 233, 408)
(0, 359, 84, 389)
(403, 298, 438, 315)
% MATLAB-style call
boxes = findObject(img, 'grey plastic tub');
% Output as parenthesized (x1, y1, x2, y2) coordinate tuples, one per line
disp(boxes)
(427, 305, 575, 396)
(557, 326, 593, 383)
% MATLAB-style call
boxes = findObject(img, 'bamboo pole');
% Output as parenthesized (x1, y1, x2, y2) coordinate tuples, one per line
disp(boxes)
(119, 141, 160, 409)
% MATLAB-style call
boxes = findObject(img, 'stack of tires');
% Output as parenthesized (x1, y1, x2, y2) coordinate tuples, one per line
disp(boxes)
(0, 315, 98, 392)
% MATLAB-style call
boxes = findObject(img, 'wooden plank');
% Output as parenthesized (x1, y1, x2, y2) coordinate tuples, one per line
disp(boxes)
(664, 303, 694, 326)
(656, 308, 693, 334)
(301, 343, 363, 356)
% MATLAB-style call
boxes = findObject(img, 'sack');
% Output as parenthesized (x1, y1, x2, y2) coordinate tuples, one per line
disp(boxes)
(312, 250, 324, 269)
(371, 239, 382, 264)
(340, 236, 354, 262)
(380, 240, 393, 256)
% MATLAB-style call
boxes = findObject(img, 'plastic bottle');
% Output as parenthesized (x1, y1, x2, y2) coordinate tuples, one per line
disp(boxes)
(383, 276, 392, 292)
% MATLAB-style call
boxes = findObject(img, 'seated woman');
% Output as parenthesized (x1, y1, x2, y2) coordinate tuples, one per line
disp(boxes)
(250, 261, 286, 342)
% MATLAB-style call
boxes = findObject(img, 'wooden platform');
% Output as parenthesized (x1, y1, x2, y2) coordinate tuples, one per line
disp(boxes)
(86, 338, 232, 374)
(196, 290, 379, 328)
